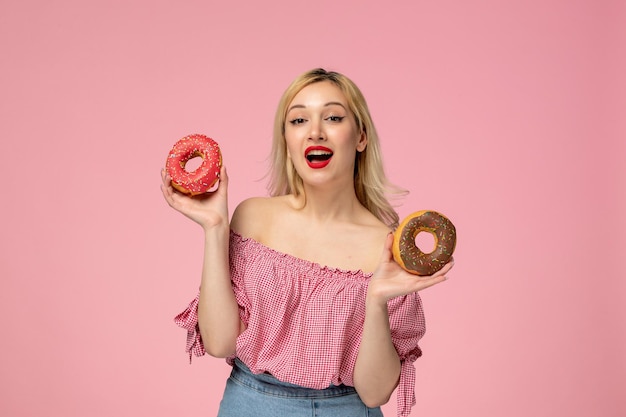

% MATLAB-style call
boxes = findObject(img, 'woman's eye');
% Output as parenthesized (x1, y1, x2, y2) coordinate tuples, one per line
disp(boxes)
(289, 118, 306, 125)
(326, 116, 345, 122)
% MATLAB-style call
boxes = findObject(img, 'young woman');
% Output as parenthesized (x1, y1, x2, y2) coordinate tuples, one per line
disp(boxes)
(161, 68, 453, 417)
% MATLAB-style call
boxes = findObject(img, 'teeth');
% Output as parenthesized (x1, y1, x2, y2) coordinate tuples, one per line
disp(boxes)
(307, 150, 332, 156)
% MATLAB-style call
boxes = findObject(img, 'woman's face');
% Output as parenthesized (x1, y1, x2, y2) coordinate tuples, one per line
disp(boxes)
(284, 81, 367, 188)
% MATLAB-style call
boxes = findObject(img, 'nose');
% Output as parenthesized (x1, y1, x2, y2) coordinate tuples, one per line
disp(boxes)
(308, 117, 325, 141)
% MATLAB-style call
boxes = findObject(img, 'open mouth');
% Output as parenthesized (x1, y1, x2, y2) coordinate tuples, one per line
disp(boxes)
(305, 146, 333, 168)
(306, 150, 333, 162)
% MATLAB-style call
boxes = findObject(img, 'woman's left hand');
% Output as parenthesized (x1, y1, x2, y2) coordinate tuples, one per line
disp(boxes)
(367, 233, 454, 304)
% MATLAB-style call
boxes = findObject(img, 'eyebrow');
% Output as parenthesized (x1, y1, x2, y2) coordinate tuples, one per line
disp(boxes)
(287, 101, 347, 113)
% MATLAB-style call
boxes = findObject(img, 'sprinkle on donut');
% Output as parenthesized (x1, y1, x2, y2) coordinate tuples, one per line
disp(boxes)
(166, 134, 222, 196)
(392, 210, 456, 276)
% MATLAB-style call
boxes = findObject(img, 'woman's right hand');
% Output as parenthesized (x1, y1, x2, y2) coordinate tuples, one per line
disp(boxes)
(160, 165, 229, 230)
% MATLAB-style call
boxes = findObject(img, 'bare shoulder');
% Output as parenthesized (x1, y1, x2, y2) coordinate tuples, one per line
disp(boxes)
(230, 197, 270, 238)
(352, 209, 394, 250)
(230, 196, 293, 240)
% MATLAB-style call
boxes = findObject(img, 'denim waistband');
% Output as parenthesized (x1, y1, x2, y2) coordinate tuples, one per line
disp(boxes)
(230, 358, 357, 399)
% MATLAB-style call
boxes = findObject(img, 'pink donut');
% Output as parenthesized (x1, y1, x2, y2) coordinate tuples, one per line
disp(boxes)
(166, 134, 222, 195)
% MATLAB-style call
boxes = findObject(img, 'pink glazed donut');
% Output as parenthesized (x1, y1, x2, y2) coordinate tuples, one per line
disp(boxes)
(166, 134, 222, 195)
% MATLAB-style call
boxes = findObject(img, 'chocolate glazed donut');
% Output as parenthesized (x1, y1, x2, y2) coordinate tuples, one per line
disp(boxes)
(392, 210, 456, 276)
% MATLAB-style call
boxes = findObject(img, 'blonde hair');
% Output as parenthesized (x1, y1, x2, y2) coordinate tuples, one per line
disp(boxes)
(267, 68, 406, 228)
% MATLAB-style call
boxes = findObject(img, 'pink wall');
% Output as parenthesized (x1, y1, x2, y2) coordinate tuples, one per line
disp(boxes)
(1, 1, 624, 416)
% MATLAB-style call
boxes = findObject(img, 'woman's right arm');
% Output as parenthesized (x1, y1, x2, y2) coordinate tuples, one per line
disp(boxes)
(161, 166, 242, 358)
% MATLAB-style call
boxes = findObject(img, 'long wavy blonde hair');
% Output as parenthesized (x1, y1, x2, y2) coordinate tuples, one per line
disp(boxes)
(267, 68, 406, 229)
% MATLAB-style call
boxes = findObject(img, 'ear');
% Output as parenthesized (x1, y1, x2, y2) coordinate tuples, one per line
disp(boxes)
(356, 131, 367, 152)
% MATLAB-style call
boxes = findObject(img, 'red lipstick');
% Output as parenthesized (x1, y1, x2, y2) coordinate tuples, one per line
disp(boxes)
(304, 146, 333, 169)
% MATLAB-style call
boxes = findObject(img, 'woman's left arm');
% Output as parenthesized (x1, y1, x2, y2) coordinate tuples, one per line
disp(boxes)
(353, 293, 401, 407)
(353, 233, 453, 407)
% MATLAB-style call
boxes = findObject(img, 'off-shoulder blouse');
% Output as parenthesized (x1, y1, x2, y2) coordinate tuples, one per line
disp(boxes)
(175, 230, 426, 417)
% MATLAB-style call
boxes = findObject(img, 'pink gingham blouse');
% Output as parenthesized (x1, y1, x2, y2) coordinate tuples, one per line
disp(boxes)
(175, 230, 426, 417)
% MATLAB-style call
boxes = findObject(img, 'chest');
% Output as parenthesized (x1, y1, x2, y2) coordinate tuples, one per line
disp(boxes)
(264, 225, 383, 273)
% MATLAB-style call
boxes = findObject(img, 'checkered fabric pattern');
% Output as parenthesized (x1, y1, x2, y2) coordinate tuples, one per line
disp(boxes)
(174, 230, 426, 417)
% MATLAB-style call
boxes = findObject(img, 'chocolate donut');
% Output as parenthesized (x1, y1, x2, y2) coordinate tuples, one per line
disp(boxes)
(166, 134, 222, 196)
(392, 210, 456, 276)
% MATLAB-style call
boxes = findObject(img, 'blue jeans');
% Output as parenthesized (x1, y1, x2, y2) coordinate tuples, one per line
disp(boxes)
(217, 358, 384, 416)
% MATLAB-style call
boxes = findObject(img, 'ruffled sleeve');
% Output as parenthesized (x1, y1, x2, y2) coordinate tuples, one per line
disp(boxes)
(173, 292, 205, 362)
(173, 230, 249, 362)
(388, 292, 426, 417)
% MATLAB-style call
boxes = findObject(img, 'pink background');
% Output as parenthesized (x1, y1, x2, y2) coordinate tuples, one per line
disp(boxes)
(1, 1, 624, 416)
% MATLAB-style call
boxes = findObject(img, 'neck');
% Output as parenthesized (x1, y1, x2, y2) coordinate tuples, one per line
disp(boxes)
(296, 181, 362, 223)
